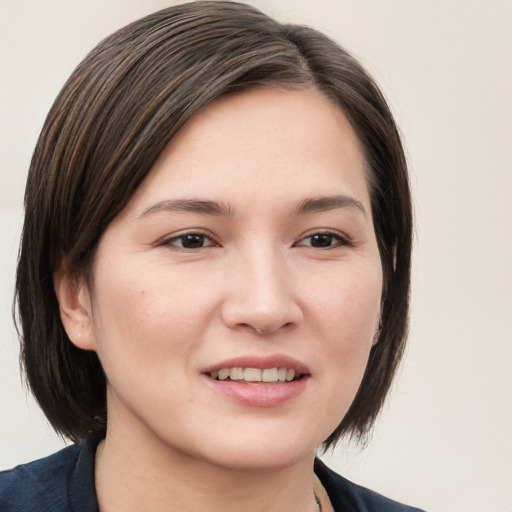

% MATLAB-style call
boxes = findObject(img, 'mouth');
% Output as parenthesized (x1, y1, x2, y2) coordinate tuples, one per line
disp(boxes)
(202, 356, 310, 406)
(206, 367, 303, 384)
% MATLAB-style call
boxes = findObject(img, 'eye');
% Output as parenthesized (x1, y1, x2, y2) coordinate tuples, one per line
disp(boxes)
(296, 232, 350, 249)
(161, 232, 217, 250)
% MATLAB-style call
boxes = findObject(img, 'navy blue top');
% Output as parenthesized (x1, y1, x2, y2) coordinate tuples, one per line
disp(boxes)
(0, 436, 425, 511)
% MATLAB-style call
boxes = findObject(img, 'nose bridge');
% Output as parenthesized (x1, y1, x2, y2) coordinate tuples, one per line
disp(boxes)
(222, 240, 302, 333)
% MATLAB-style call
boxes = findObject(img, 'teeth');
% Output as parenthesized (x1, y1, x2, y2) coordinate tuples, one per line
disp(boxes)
(218, 368, 230, 380)
(244, 368, 262, 382)
(262, 368, 278, 382)
(286, 369, 296, 381)
(230, 367, 244, 380)
(209, 367, 300, 383)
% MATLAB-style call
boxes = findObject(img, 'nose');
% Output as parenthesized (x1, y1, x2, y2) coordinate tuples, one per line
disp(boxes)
(221, 245, 303, 335)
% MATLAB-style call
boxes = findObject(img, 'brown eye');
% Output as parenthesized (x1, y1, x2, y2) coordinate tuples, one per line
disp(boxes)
(296, 232, 349, 249)
(180, 234, 207, 248)
(163, 233, 216, 249)
(310, 234, 335, 247)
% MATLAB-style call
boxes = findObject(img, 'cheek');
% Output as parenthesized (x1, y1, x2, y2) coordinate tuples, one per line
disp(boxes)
(87, 261, 215, 385)
(306, 263, 382, 410)
(307, 260, 382, 339)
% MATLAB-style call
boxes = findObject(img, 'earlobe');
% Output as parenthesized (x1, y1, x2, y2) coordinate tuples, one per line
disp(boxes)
(53, 259, 96, 351)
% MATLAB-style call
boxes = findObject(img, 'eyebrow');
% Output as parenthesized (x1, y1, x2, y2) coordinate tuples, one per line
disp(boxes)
(293, 195, 367, 216)
(138, 194, 366, 220)
(139, 199, 235, 218)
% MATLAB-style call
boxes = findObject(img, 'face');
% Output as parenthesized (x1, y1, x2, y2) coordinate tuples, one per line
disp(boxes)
(68, 88, 382, 471)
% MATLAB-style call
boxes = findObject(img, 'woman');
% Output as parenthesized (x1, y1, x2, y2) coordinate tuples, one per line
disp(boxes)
(1, 2, 423, 511)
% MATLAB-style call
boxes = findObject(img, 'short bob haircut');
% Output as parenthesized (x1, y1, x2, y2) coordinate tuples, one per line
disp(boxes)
(16, 0, 411, 448)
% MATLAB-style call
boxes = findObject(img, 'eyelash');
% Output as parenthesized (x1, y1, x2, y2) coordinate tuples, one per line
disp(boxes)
(159, 231, 219, 250)
(294, 231, 352, 249)
(159, 230, 351, 251)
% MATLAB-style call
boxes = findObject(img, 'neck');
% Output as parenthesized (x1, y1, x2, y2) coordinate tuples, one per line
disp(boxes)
(94, 422, 319, 512)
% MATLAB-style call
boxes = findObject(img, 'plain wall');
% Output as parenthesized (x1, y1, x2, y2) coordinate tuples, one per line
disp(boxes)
(1, 1, 511, 511)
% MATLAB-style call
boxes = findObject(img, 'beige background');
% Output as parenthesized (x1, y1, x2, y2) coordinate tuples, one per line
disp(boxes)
(1, 1, 511, 511)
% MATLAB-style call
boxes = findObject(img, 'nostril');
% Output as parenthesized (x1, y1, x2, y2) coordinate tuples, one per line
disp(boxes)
(252, 321, 295, 335)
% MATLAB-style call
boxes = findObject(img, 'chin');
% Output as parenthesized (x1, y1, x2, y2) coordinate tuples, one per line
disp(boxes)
(196, 432, 319, 473)
(209, 450, 312, 473)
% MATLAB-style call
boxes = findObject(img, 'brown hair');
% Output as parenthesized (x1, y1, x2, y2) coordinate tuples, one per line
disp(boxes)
(15, 1, 411, 447)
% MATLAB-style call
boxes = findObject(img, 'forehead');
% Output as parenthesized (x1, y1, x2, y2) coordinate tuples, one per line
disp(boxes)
(120, 87, 370, 218)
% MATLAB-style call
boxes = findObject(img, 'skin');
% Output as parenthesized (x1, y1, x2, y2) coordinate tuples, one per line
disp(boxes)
(55, 87, 383, 512)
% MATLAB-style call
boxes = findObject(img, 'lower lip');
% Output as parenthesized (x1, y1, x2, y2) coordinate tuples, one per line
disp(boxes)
(203, 376, 309, 407)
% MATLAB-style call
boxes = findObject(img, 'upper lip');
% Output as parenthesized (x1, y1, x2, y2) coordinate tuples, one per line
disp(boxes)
(202, 354, 310, 374)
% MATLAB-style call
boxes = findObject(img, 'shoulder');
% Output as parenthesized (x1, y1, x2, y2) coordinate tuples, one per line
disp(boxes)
(0, 437, 99, 512)
(0, 444, 80, 511)
(315, 459, 426, 512)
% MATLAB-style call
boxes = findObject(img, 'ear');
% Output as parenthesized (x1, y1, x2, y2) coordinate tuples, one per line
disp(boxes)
(53, 258, 96, 351)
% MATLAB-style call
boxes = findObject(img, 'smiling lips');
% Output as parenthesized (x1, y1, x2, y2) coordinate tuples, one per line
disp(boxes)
(208, 367, 299, 383)
(202, 356, 309, 406)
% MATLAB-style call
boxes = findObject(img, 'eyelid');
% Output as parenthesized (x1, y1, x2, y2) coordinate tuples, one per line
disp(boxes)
(294, 229, 353, 248)
(155, 228, 352, 250)
(158, 229, 220, 249)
